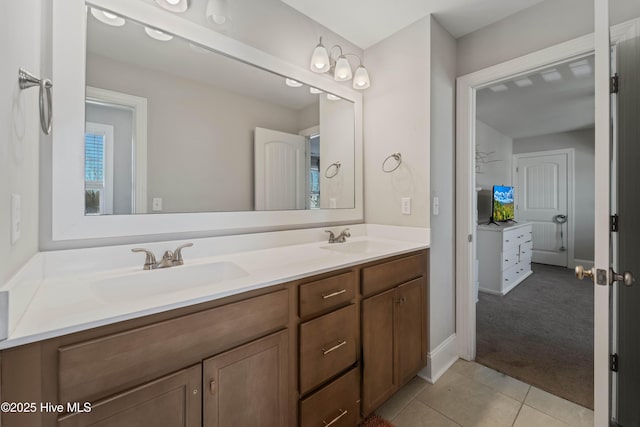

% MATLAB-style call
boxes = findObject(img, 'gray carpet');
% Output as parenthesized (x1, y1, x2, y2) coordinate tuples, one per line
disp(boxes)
(476, 263, 594, 409)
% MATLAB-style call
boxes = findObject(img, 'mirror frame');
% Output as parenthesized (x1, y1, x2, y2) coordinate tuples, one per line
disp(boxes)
(52, 0, 363, 241)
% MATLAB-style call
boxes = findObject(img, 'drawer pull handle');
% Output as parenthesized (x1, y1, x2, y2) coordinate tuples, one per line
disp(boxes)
(209, 380, 216, 395)
(323, 409, 348, 426)
(322, 289, 347, 299)
(322, 340, 347, 355)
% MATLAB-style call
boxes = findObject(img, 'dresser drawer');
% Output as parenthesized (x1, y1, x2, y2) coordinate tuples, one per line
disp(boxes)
(299, 304, 357, 394)
(300, 368, 360, 427)
(502, 228, 520, 250)
(361, 252, 426, 297)
(519, 240, 533, 259)
(58, 289, 289, 404)
(299, 271, 356, 319)
(502, 246, 519, 271)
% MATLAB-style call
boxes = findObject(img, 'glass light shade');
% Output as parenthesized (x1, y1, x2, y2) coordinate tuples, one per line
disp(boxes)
(327, 94, 340, 101)
(352, 65, 370, 90)
(206, 0, 228, 25)
(155, 0, 190, 13)
(144, 27, 174, 41)
(310, 44, 330, 73)
(334, 56, 352, 81)
(309, 87, 323, 94)
(285, 78, 303, 88)
(90, 8, 125, 26)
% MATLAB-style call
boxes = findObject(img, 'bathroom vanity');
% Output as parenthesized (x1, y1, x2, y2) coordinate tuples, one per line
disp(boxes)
(0, 235, 428, 427)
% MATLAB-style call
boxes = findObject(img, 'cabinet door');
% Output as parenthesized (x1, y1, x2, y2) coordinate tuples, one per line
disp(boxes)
(58, 365, 201, 427)
(361, 288, 396, 416)
(396, 277, 427, 386)
(203, 330, 288, 427)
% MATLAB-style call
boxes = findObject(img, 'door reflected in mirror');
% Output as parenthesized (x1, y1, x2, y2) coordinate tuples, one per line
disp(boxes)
(85, 7, 355, 215)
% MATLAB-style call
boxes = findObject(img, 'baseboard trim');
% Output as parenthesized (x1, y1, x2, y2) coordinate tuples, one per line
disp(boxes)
(418, 333, 458, 384)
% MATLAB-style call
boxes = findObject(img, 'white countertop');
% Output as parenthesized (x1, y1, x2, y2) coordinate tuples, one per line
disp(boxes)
(0, 224, 429, 350)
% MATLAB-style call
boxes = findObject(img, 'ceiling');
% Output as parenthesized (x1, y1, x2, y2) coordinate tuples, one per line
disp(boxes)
(476, 55, 595, 139)
(87, 8, 339, 111)
(280, 0, 546, 49)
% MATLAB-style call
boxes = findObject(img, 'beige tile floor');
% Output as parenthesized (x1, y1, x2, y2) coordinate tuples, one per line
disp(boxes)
(375, 359, 594, 427)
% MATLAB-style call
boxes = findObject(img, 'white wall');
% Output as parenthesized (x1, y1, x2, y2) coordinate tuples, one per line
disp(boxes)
(428, 17, 457, 350)
(457, 0, 640, 76)
(0, 0, 43, 284)
(513, 128, 595, 261)
(363, 17, 431, 228)
(475, 120, 513, 189)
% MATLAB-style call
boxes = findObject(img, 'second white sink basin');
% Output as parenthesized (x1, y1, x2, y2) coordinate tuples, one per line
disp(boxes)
(320, 240, 393, 254)
(90, 262, 249, 303)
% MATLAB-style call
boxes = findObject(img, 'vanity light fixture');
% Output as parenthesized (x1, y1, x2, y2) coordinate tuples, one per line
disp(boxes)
(489, 83, 509, 92)
(206, 0, 229, 25)
(327, 93, 341, 101)
(285, 78, 303, 88)
(540, 68, 563, 82)
(90, 8, 125, 27)
(568, 59, 592, 77)
(155, 0, 190, 13)
(309, 87, 323, 94)
(144, 27, 174, 41)
(514, 77, 533, 88)
(309, 37, 370, 90)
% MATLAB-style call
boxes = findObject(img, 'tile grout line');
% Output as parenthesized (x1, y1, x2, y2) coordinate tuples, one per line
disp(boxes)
(414, 399, 463, 426)
(511, 386, 531, 427)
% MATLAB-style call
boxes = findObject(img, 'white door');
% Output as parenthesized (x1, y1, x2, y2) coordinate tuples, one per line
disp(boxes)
(514, 151, 570, 267)
(254, 127, 308, 211)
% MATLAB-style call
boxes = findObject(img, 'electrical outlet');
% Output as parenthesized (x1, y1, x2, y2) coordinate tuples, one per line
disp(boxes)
(152, 197, 163, 211)
(401, 197, 411, 215)
(433, 196, 440, 215)
(11, 194, 21, 244)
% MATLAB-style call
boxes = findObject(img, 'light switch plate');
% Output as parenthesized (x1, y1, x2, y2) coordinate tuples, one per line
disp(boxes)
(152, 197, 163, 211)
(11, 194, 21, 244)
(433, 196, 440, 215)
(401, 197, 411, 215)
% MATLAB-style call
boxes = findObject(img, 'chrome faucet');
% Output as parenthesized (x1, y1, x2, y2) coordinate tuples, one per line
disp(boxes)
(325, 228, 351, 244)
(132, 243, 193, 270)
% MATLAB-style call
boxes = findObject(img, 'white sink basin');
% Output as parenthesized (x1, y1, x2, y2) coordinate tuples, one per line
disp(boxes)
(90, 262, 249, 303)
(320, 240, 393, 254)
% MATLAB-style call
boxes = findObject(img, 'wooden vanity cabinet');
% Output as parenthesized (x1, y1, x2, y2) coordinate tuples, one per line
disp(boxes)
(361, 253, 429, 416)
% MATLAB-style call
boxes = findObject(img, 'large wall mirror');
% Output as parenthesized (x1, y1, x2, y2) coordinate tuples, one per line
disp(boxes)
(51, 0, 362, 240)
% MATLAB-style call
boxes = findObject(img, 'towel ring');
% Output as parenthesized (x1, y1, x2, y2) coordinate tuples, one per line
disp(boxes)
(382, 152, 402, 173)
(325, 161, 341, 178)
(19, 68, 53, 135)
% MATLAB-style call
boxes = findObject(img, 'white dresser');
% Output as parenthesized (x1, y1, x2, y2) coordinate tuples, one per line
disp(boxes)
(477, 222, 533, 296)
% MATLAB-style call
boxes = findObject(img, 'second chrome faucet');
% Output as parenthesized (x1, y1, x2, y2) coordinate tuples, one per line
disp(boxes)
(132, 243, 193, 270)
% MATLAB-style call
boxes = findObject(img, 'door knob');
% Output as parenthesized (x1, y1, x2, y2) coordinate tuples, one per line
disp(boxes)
(611, 269, 635, 287)
(575, 265, 595, 281)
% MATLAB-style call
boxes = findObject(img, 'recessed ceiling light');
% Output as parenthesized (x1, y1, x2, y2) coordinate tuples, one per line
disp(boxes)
(568, 59, 592, 77)
(489, 84, 508, 92)
(90, 8, 125, 26)
(144, 27, 174, 41)
(540, 68, 563, 82)
(514, 78, 533, 88)
(285, 78, 303, 88)
(327, 94, 340, 101)
(155, 0, 190, 13)
(309, 87, 323, 94)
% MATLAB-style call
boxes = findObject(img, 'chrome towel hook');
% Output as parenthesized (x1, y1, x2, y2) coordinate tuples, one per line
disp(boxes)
(18, 68, 53, 135)
(325, 161, 341, 178)
(382, 152, 402, 173)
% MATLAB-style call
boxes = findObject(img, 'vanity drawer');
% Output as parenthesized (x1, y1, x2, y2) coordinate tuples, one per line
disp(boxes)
(58, 289, 289, 404)
(299, 304, 357, 394)
(299, 271, 356, 319)
(300, 367, 360, 427)
(361, 252, 426, 297)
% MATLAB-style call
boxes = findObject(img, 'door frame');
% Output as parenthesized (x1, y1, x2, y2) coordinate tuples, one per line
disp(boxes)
(455, 16, 640, 423)
(512, 148, 576, 268)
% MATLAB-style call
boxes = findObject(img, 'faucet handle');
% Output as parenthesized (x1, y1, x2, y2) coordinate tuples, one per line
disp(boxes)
(172, 243, 193, 264)
(341, 228, 351, 237)
(132, 248, 157, 270)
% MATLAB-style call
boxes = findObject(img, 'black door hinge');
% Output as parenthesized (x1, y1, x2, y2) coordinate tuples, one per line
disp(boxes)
(611, 353, 619, 372)
(611, 73, 619, 94)
(611, 214, 619, 232)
